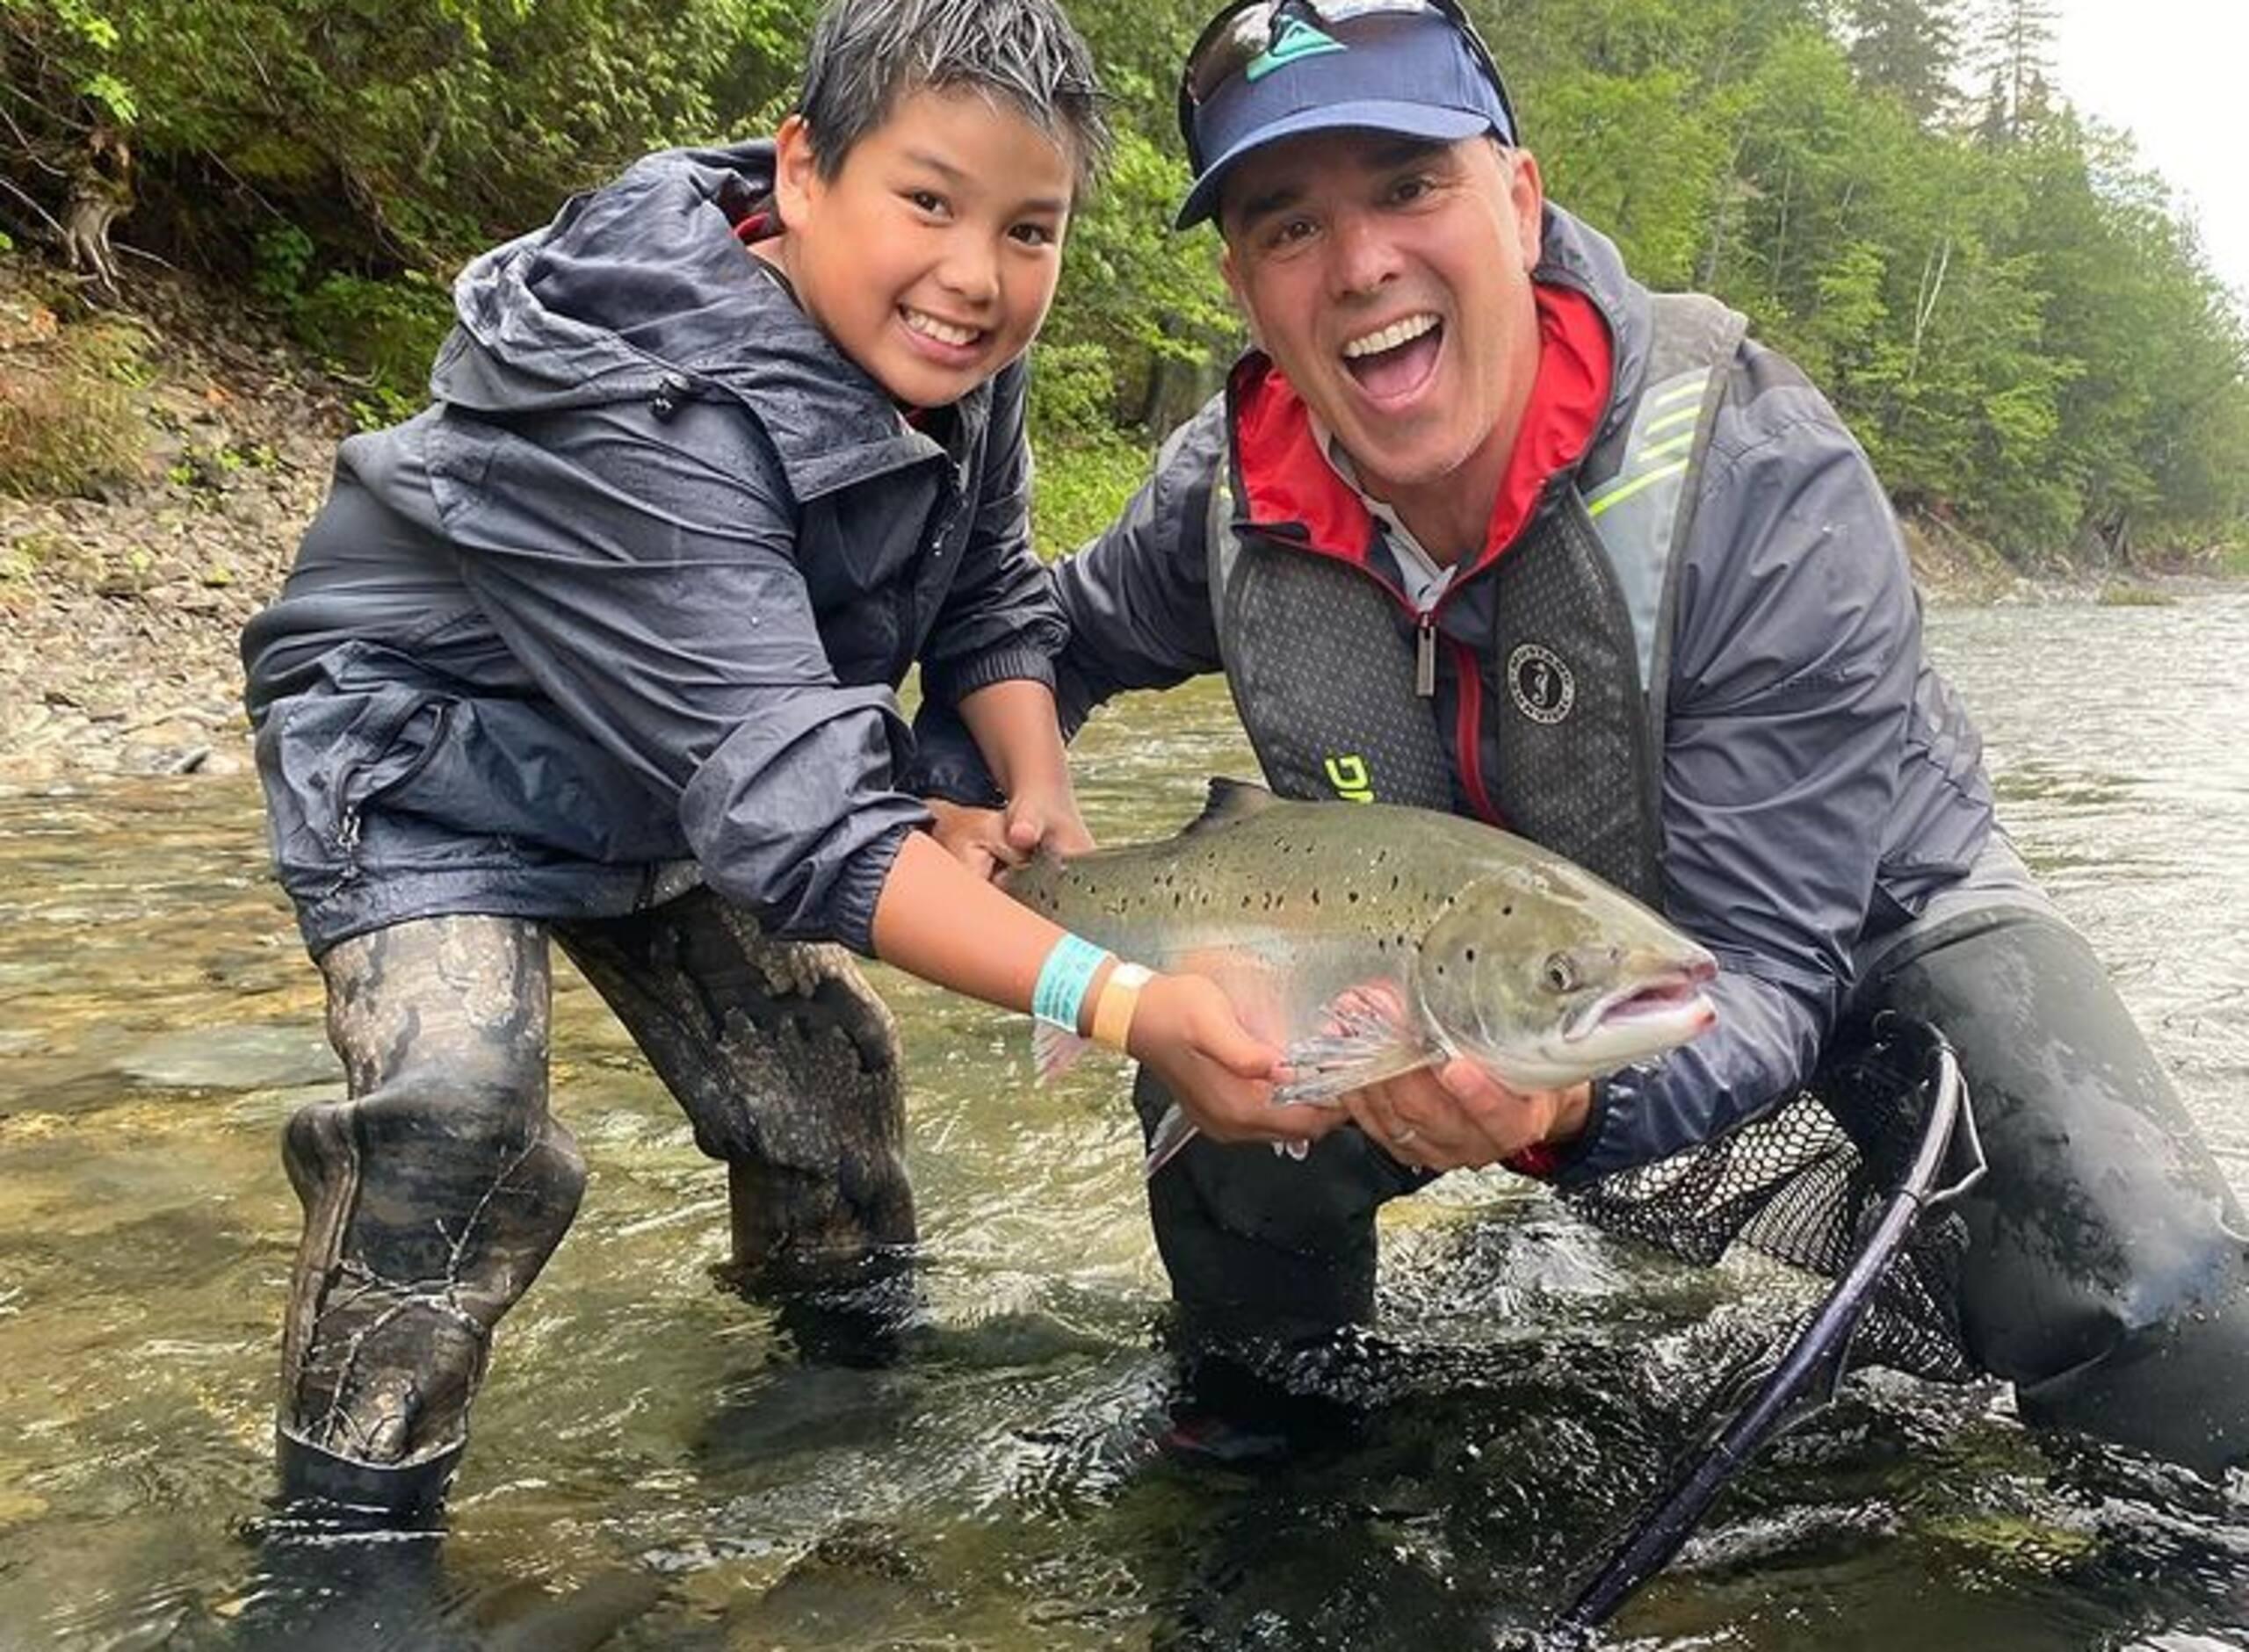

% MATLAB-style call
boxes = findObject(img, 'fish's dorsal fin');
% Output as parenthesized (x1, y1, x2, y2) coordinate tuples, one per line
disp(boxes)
(1182, 776, 1278, 836)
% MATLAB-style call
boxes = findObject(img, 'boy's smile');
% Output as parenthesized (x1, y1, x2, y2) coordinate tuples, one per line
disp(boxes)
(767, 89, 1076, 409)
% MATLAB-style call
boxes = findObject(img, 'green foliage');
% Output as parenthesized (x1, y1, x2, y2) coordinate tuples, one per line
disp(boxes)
(1029, 340, 1124, 446)
(288, 271, 454, 427)
(2095, 582, 2173, 608)
(252, 223, 316, 307)
(1028, 336, 1164, 559)
(1030, 429, 1151, 561)
(1845, 0, 1960, 126)
(1, 0, 2239, 564)
(1045, 128, 1240, 429)
(6, 0, 799, 267)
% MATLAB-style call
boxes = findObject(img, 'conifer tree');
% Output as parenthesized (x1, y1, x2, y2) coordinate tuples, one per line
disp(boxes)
(1845, 0, 1960, 126)
(1976, 0, 2059, 141)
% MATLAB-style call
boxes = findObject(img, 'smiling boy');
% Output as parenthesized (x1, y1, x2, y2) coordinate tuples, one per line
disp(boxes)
(240, 0, 1327, 1520)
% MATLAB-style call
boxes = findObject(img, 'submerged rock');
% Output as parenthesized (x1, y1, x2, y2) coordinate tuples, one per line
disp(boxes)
(118, 1022, 336, 1092)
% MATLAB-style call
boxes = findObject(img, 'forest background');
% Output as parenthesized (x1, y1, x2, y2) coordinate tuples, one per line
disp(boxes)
(4, 0, 2246, 572)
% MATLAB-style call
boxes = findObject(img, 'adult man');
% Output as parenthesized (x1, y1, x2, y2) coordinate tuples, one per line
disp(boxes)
(941, 0, 2249, 1472)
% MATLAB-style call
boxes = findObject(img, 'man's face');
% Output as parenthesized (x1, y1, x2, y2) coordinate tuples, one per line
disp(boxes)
(1219, 131, 1544, 498)
(774, 89, 1074, 409)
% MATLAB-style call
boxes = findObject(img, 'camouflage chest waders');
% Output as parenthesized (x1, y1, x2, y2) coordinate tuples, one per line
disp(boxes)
(278, 889, 913, 1518)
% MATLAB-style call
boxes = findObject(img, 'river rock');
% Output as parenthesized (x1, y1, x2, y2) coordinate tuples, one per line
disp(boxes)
(119, 1022, 338, 1092)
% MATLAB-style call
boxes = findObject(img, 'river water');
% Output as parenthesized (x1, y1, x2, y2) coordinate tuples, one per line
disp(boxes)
(1, 592, 2244, 1650)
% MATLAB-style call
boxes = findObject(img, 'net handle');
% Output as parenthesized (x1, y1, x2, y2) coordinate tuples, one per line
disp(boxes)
(1551, 1016, 1971, 1634)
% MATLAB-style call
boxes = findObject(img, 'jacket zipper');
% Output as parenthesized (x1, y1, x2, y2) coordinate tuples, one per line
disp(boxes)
(325, 703, 453, 891)
(1257, 524, 1502, 823)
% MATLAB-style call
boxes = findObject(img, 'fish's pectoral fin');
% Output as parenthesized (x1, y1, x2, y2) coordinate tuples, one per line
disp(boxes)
(1032, 1020, 1093, 1084)
(1272, 984, 1438, 1106)
(1271, 1049, 1437, 1107)
(1180, 776, 1279, 836)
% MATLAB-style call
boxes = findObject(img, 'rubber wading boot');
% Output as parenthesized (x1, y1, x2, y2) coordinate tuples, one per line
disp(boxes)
(277, 1083, 586, 1519)
(277, 915, 584, 1521)
(556, 887, 915, 1292)
(1869, 905, 2249, 1477)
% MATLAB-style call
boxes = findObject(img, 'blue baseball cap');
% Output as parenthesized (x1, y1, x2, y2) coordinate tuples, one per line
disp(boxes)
(1175, 0, 1518, 230)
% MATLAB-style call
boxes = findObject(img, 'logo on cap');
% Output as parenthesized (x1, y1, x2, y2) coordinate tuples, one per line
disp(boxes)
(1246, 16, 1347, 80)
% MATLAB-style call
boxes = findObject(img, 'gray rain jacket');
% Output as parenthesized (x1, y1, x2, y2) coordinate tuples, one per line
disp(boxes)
(928, 206, 2003, 1184)
(242, 141, 1063, 956)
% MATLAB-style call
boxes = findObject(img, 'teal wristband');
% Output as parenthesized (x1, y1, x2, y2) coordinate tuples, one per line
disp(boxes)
(1032, 934, 1110, 1032)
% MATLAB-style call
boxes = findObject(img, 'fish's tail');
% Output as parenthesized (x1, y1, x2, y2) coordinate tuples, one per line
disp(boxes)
(1143, 1105, 1200, 1179)
(1143, 1107, 1313, 1179)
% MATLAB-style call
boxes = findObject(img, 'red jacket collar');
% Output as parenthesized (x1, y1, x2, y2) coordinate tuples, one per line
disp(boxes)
(1230, 282, 1616, 586)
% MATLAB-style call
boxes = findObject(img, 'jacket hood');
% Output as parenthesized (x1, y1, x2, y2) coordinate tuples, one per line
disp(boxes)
(1534, 204, 1655, 458)
(433, 140, 944, 500)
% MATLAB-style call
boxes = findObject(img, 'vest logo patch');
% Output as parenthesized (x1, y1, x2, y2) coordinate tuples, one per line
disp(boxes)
(1323, 754, 1375, 802)
(1508, 643, 1575, 725)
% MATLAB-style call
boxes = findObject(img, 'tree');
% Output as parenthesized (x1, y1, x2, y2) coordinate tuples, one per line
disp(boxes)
(1845, 0, 1960, 126)
(1975, 0, 2058, 143)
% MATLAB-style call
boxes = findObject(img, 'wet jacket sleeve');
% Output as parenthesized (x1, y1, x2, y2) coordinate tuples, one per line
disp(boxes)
(915, 361, 1067, 709)
(426, 397, 928, 954)
(908, 393, 1232, 803)
(1551, 366, 1921, 1186)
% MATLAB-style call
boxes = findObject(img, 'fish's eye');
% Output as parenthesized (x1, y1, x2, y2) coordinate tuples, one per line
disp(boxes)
(1543, 953, 1579, 994)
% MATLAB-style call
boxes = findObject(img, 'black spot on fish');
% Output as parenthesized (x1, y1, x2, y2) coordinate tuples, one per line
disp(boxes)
(1465, 948, 1477, 962)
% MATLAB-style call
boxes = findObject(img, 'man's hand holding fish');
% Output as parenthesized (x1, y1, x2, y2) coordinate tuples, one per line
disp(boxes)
(1340, 1057, 1590, 1175)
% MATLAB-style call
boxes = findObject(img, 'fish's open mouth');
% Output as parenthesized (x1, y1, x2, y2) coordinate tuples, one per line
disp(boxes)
(1566, 959, 1718, 1042)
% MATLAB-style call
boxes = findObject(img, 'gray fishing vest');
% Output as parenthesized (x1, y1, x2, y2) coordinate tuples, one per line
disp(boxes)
(1209, 292, 1747, 906)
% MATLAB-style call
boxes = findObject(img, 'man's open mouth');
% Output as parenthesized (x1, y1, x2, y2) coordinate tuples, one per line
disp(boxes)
(1340, 312, 1443, 400)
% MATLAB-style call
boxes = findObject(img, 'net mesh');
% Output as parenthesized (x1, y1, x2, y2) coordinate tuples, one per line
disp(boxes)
(1562, 1027, 1978, 1383)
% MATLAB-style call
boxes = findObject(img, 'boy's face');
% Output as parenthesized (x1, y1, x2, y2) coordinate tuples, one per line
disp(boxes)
(772, 90, 1074, 409)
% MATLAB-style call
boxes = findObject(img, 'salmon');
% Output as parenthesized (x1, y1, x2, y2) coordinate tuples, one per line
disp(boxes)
(1004, 780, 1717, 1172)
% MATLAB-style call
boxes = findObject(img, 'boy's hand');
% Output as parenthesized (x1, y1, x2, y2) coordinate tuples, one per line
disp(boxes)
(1340, 1064, 1590, 1173)
(922, 791, 1096, 883)
(1128, 973, 1341, 1149)
(922, 798, 1019, 883)
(1003, 784, 1094, 861)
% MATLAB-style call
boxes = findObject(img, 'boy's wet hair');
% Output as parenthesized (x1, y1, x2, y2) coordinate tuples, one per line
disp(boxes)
(796, 0, 1109, 195)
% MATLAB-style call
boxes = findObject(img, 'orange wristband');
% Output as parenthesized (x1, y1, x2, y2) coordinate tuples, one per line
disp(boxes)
(1090, 963, 1153, 1052)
